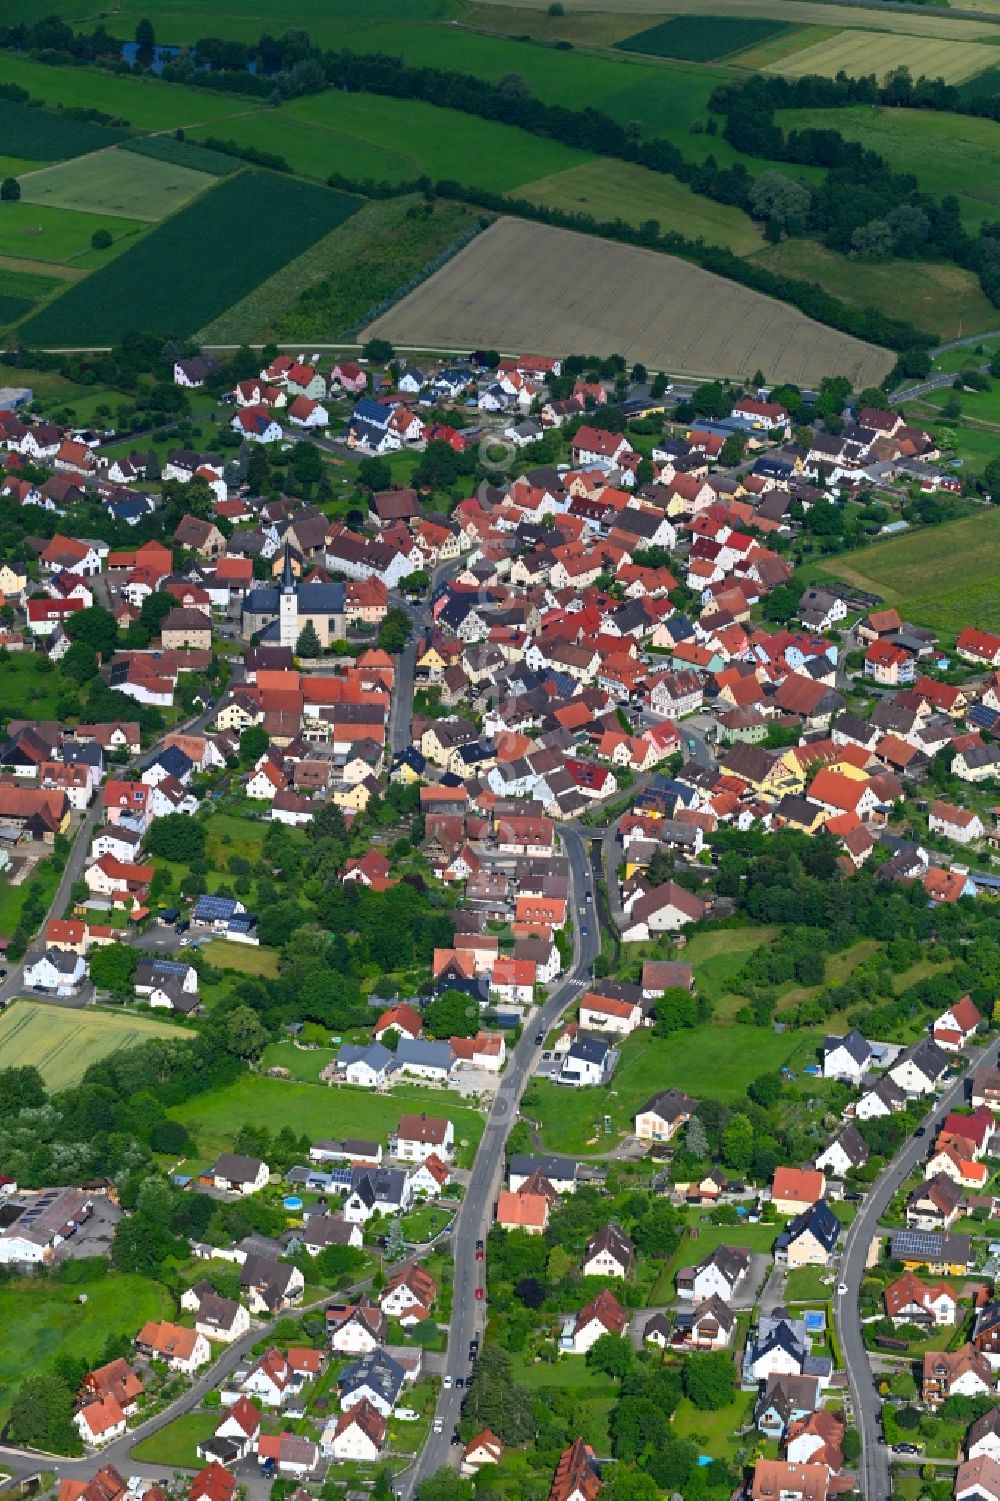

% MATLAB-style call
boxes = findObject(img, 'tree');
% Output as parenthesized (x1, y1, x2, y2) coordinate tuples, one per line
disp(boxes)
(851, 219, 893, 260)
(417, 1472, 472, 1501)
(62, 640, 99, 684)
(749, 171, 811, 236)
(984, 457, 1000, 498)
(316, 1243, 366, 1284)
(9, 1372, 78, 1454)
(378, 607, 411, 654)
(91, 229, 113, 251)
(685, 1114, 710, 1159)
(296, 620, 322, 658)
(357, 456, 392, 491)
(424, 989, 478, 1039)
(239, 725, 269, 767)
(842, 1429, 862, 1463)
(461, 1346, 535, 1443)
(598, 1468, 660, 1501)
(414, 439, 463, 490)
(720, 432, 744, 466)
(631, 1201, 682, 1259)
(682, 1351, 735, 1410)
(586, 1332, 633, 1380)
(609, 1395, 668, 1461)
(225, 1006, 269, 1061)
(89, 942, 140, 999)
(1, 178, 21, 203)
(146, 813, 206, 863)
(135, 17, 156, 48)
(139, 589, 174, 636)
(363, 338, 394, 364)
(66, 604, 118, 658)
(0, 1065, 45, 1115)
(722, 1113, 754, 1173)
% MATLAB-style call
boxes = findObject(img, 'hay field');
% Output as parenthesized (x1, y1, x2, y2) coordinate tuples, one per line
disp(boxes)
(19, 146, 217, 222)
(0, 1000, 182, 1091)
(519, 160, 764, 253)
(362, 217, 894, 386)
(765, 30, 993, 82)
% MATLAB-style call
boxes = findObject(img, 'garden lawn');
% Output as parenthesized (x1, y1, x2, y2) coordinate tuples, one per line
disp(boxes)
(0, 202, 145, 266)
(805, 509, 1000, 640)
(202, 939, 278, 977)
(131, 1411, 213, 1467)
(401, 1204, 455, 1243)
(649, 1215, 777, 1301)
(671, 1389, 756, 1459)
(19, 172, 359, 344)
(260, 1040, 337, 1082)
(0, 653, 68, 718)
(169, 1075, 486, 1164)
(525, 1025, 825, 1153)
(0, 1001, 183, 1091)
(0, 1273, 173, 1422)
(784, 1264, 835, 1302)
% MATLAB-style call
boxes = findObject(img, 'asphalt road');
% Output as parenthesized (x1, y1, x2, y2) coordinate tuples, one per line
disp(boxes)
(402, 823, 600, 1494)
(835, 1039, 1000, 1501)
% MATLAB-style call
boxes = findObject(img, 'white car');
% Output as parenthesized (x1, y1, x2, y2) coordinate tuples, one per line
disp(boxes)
(836, 1282, 849, 1295)
(433, 1418, 443, 1434)
(443, 1376, 452, 1389)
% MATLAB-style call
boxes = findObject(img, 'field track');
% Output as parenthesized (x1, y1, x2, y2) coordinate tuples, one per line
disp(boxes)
(362, 217, 894, 386)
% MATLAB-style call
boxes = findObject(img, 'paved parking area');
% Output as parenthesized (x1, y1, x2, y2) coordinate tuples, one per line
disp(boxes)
(59, 1195, 120, 1260)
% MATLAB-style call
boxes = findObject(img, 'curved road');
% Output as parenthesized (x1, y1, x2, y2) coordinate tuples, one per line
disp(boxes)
(835, 1038, 1000, 1501)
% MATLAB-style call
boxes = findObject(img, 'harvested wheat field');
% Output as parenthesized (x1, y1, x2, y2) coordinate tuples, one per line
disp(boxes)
(362, 218, 894, 386)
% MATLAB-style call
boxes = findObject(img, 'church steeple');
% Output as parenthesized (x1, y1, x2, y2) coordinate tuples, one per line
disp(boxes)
(281, 542, 296, 593)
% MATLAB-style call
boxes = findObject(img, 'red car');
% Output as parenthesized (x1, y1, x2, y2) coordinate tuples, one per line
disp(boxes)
(475, 1247, 484, 1262)
(475, 1286, 484, 1300)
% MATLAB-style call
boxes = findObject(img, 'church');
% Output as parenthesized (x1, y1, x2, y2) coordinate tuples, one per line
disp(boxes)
(242, 545, 346, 647)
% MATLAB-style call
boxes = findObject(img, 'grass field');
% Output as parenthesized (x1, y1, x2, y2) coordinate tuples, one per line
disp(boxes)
(0, 55, 254, 132)
(0, 99, 128, 161)
(169, 1075, 486, 1164)
(363, 216, 894, 386)
(202, 939, 278, 977)
(765, 30, 993, 83)
(0, 1002, 183, 1091)
(774, 105, 1000, 231)
(132, 1412, 213, 1467)
(0, 201, 144, 266)
(519, 159, 764, 254)
(0, 266, 68, 302)
(20, 171, 359, 344)
(225, 89, 592, 190)
(0, 1273, 173, 1422)
(616, 15, 791, 60)
(807, 509, 1000, 639)
(524, 1024, 825, 1153)
(19, 146, 217, 222)
(751, 240, 998, 341)
(13, 0, 462, 48)
(672, 1390, 756, 1459)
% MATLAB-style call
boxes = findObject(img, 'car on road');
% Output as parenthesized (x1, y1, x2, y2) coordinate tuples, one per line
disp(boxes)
(469, 1340, 478, 1358)
(456, 1377, 464, 1388)
(535, 1032, 544, 1044)
(475, 1286, 484, 1300)
(836, 1283, 848, 1295)
(585, 891, 592, 903)
(581, 924, 588, 936)
(433, 1418, 443, 1434)
(451, 1434, 462, 1446)
(476, 1240, 484, 1260)
(914, 1126, 925, 1137)
(444, 1376, 452, 1389)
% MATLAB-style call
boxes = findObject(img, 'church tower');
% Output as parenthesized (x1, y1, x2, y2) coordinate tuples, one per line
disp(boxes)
(279, 543, 298, 648)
